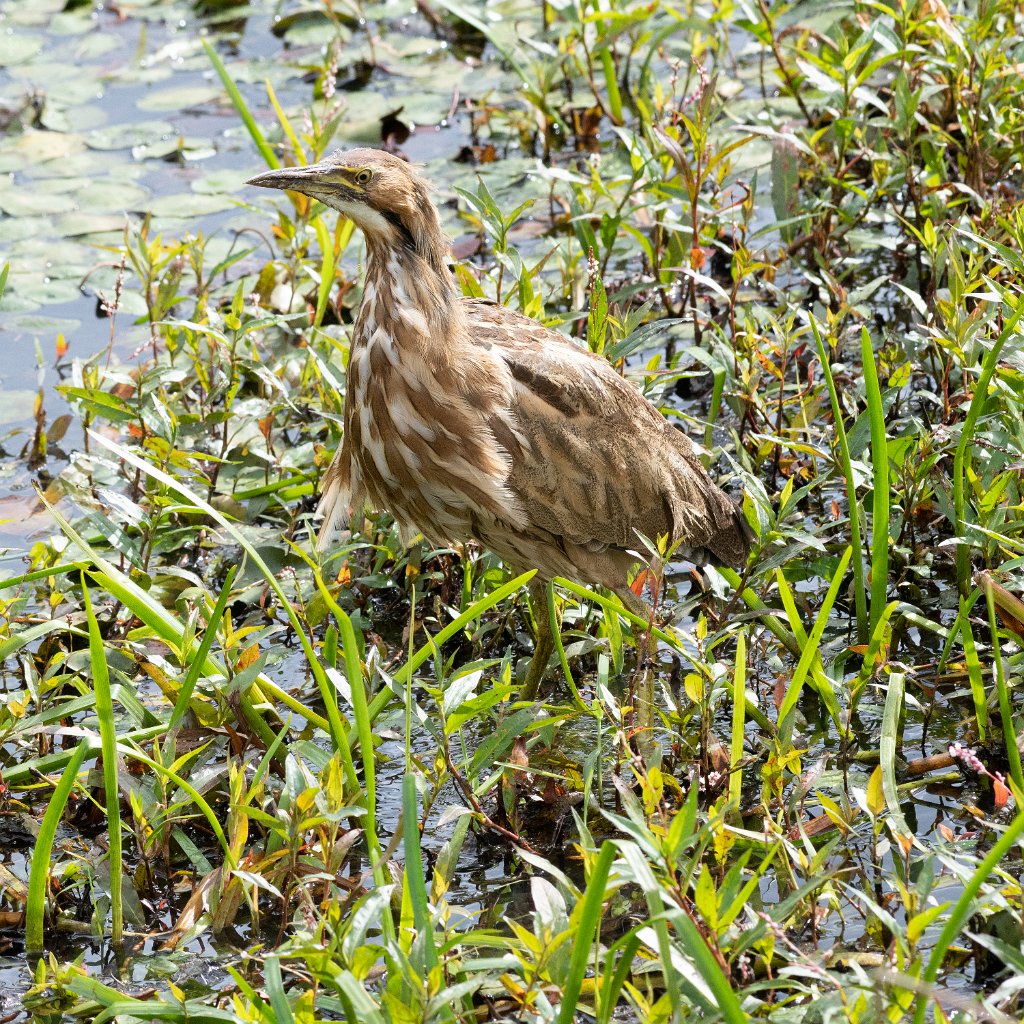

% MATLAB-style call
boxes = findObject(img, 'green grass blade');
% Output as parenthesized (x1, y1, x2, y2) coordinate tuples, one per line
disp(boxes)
(202, 38, 278, 169)
(402, 772, 438, 967)
(170, 564, 238, 728)
(25, 739, 91, 952)
(879, 669, 911, 838)
(729, 630, 746, 808)
(314, 217, 335, 329)
(777, 546, 852, 731)
(82, 575, 123, 944)
(861, 327, 889, 635)
(811, 316, 867, 642)
(554, 841, 615, 1024)
(310, 567, 396, 942)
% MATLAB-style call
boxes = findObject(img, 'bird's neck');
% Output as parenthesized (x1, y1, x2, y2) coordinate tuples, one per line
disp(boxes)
(361, 239, 465, 359)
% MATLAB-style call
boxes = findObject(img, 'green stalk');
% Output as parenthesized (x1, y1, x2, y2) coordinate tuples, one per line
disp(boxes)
(82, 577, 123, 945)
(554, 841, 616, 1024)
(546, 581, 586, 708)
(402, 773, 436, 966)
(311, 569, 395, 941)
(599, 47, 623, 124)
(729, 630, 746, 808)
(810, 317, 867, 642)
(202, 39, 278, 169)
(776, 547, 851, 731)
(26, 740, 91, 952)
(170, 564, 238, 728)
(0, 562, 81, 591)
(861, 327, 889, 636)
(879, 670, 910, 838)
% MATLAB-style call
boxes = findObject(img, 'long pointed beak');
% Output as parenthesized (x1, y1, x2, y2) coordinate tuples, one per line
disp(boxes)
(246, 161, 333, 195)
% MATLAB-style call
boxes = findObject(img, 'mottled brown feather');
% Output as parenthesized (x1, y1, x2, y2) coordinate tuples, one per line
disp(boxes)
(248, 149, 751, 604)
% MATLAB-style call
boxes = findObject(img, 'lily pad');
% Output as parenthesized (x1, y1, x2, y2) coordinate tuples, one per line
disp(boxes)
(40, 103, 108, 134)
(0, 191, 79, 218)
(136, 84, 224, 112)
(87, 120, 177, 151)
(73, 180, 151, 214)
(10, 129, 88, 164)
(132, 137, 217, 162)
(5, 62, 104, 106)
(147, 192, 237, 219)
(190, 169, 246, 195)
(55, 211, 131, 238)
(0, 390, 44, 425)
(0, 33, 44, 65)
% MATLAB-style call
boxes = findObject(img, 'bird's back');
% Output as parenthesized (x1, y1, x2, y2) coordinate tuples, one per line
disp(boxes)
(452, 298, 751, 590)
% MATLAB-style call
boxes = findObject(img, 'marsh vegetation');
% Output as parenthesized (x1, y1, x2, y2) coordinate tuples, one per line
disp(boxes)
(0, 0, 1023, 1021)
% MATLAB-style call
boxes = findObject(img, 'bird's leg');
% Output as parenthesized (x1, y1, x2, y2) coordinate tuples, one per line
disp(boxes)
(520, 579, 556, 702)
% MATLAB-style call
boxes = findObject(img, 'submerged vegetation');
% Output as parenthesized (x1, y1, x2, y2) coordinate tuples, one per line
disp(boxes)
(1, 0, 1023, 1020)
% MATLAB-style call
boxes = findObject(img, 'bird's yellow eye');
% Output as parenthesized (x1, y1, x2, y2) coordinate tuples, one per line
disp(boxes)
(355, 169, 373, 186)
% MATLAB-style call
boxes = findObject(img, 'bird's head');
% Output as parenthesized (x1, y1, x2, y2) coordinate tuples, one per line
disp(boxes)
(247, 148, 446, 265)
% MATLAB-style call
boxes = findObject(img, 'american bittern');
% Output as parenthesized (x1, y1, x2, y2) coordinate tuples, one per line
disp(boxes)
(249, 149, 751, 698)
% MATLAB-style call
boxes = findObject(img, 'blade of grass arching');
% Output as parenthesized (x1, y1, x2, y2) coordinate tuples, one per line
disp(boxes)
(264, 78, 305, 166)
(954, 291, 1024, 595)
(546, 581, 587, 710)
(729, 631, 746, 808)
(25, 739, 91, 952)
(202, 39, 278, 169)
(88, 432, 352, 767)
(709, 569, 802, 660)
(0, 562, 81, 592)
(777, 546, 852, 733)
(912, 805, 1024, 1024)
(774, 567, 848, 729)
(401, 773, 438, 967)
(959, 597, 987, 740)
(861, 327, 889, 636)
(170, 564, 238, 728)
(313, 217, 335, 329)
(362, 570, 538, 726)
(82, 576, 123, 945)
(704, 368, 726, 453)
(309, 568, 395, 942)
(811, 317, 867, 642)
(982, 576, 1024, 791)
(263, 957, 295, 1024)
(4, 727, 164, 788)
(598, 47, 623, 124)
(878, 670, 911, 839)
(554, 841, 615, 1024)
(117, 741, 235, 867)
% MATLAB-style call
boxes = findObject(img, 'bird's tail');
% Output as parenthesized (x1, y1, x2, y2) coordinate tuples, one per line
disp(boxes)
(705, 500, 754, 568)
